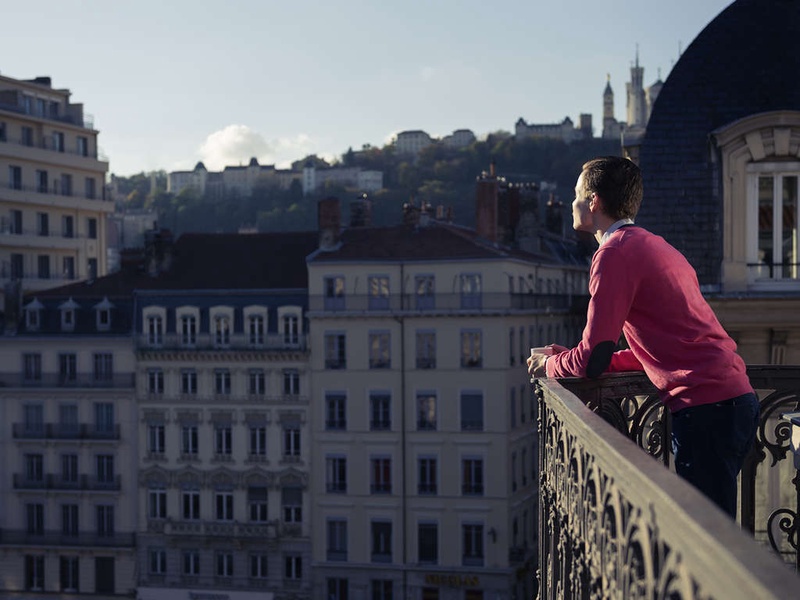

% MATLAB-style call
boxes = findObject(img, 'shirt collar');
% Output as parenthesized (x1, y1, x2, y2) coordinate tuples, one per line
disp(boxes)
(600, 218, 634, 245)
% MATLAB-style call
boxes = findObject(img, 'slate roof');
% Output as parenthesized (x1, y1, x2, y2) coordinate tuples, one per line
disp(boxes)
(637, 0, 800, 286)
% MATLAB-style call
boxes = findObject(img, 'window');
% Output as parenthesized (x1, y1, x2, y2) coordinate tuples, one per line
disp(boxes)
(371, 520, 392, 563)
(60, 173, 72, 196)
(415, 274, 435, 309)
(61, 454, 78, 484)
(461, 391, 484, 431)
(181, 370, 197, 395)
(94, 402, 114, 434)
(147, 369, 164, 395)
(85, 177, 96, 199)
(324, 332, 346, 369)
(26, 502, 44, 534)
(24, 403, 44, 434)
(62, 215, 74, 238)
(462, 523, 484, 566)
(326, 455, 347, 493)
(61, 303, 76, 329)
(416, 330, 436, 368)
(77, 136, 88, 157)
(60, 556, 80, 592)
(215, 425, 232, 456)
(284, 554, 302, 580)
(23, 353, 42, 383)
(214, 315, 231, 347)
(369, 331, 391, 368)
(183, 551, 200, 577)
(459, 273, 482, 309)
(37, 254, 50, 279)
(25, 453, 44, 482)
(248, 314, 265, 346)
(509, 327, 515, 366)
(751, 169, 800, 281)
(149, 489, 167, 519)
(283, 369, 299, 396)
(96, 505, 114, 536)
(249, 426, 267, 456)
(149, 548, 166, 575)
(510, 387, 517, 428)
(283, 313, 299, 344)
(418, 457, 437, 495)
(462, 458, 484, 496)
(9, 165, 22, 190)
(96, 454, 115, 484)
(283, 425, 301, 457)
(249, 369, 265, 395)
(36, 213, 50, 237)
(326, 392, 347, 430)
(250, 554, 268, 579)
(25, 555, 45, 591)
(416, 392, 437, 431)
(10, 208, 22, 233)
(21, 125, 33, 146)
(327, 518, 348, 561)
(460, 329, 482, 368)
(182, 491, 200, 520)
(248, 486, 268, 522)
(63, 256, 75, 280)
(57, 507, 80, 541)
(368, 275, 390, 310)
(371, 456, 392, 494)
(371, 579, 393, 600)
(418, 522, 438, 564)
(147, 315, 163, 345)
(182, 425, 199, 455)
(11, 253, 23, 279)
(180, 314, 197, 346)
(87, 258, 98, 280)
(93, 353, 113, 382)
(216, 552, 233, 578)
(215, 370, 231, 395)
(370, 392, 391, 430)
(215, 492, 234, 521)
(36, 171, 49, 195)
(328, 578, 349, 600)
(282, 486, 302, 523)
(59, 404, 78, 436)
(324, 275, 345, 310)
(87, 217, 97, 239)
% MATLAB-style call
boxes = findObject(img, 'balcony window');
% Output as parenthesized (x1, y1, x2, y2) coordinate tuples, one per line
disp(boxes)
(147, 315, 163, 346)
(249, 369, 266, 395)
(9, 166, 22, 190)
(181, 370, 197, 395)
(324, 332, 346, 369)
(324, 275, 345, 310)
(282, 313, 299, 344)
(85, 177, 96, 199)
(368, 275, 390, 310)
(180, 315, 197, 346)
(326, 455, 347, 493)
(93, 353, 113, 382)
(37, 212, 49, 236)
(418, 457, 437, 495)
(368, 331, 390, 368)
(77, 136, 88, 157)
(214, 370, 231, 395)
(327, 518, 348, 561)
(215, 492, 234, 521)
(249, 426, 267, 456)
(416, 330, 436, 369)
(283, 425, 301, 457)
(282, 486, 302, 523)
(460, 391, 484, 431)
(37, 255, 50, 279)
(59, 404, 78, 436)
(370, 456, 392, 494)
(182, 491, 200, 519)
(62, 215, 74, 238)
(147, 369, 164, 395)
(460, 329, 483, 368)
(95, 402, 114, 435)
(415, 274, 435, 310)
(96, 505, 114, 537)
(371, 520, 392, 563)
(248, 314, 265, 346)
(60, 556, 79, 593)
(181, 426, 199, 456)
(214, 315, 231, 347)
(10, 208, 22, 232)
(370, 392, 391, 430)
(36, 171, 48, 195)
(58, 353, 77, 383)
(325, 392, 346, 430)
(60, 173, 72, 196)
(462, 523, 484, 566)
(23, 353, 42, 383)
(283, 369, 299, 396)
(749, 168, 800, 283)
(25, 453, 44, 483)
(148, 424, 165, 454)
(462, 458, 484, 496)
(215, 426, 232, 456)
(459, 273, 482, 309)
(416, 392, 437, 431)
(418, 521, 438, 564)
(21, 125, 33, 146)
(248, 486, 268, 522)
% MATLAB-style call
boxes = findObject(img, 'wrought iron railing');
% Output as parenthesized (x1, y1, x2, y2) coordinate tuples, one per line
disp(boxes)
(309, 292, 583, 313)
(535, 367, 800, 599)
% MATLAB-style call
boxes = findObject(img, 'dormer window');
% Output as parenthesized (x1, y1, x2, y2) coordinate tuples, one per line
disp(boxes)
(24, 298, 44, 331)
(94, 297, 114, 331)
(213, 314, 231, 347)
(278, 306, 302, 346)
(59, 298, 79, 331)
(147, 315, 164, 346)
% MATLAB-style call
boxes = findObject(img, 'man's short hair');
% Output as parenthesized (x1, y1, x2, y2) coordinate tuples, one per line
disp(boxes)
(581, 156, 643, 220)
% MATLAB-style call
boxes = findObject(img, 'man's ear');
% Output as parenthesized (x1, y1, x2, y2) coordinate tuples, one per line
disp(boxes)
(590, 194, 604, 213)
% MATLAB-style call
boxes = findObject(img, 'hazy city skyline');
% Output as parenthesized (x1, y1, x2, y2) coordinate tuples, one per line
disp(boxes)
(2, 0, 731, 176)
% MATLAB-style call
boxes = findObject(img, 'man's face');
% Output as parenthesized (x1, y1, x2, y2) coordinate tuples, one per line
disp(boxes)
(572, 172, 594, 232)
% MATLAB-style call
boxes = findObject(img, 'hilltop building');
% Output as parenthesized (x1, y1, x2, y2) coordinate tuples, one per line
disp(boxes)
(0, 73, 110, 314)
(603, 50, 664, 143)
(514, 114, 592, 143)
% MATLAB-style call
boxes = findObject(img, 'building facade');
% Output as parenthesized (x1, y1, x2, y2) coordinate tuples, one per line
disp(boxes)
(0, 73, 111, 312)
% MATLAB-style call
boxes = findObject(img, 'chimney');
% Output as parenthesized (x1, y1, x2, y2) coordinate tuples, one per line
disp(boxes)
(349, 193, 372, 227)
(475, 163, 499, 243)
(318, 196, 341, 249)
(402, 197, 420, 226)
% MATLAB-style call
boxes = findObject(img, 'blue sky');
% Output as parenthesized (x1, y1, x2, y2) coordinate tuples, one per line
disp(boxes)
(1, 0, 732, 176)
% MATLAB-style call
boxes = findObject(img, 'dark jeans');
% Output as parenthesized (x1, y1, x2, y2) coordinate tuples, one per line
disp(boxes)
(671, 392, 760, 519)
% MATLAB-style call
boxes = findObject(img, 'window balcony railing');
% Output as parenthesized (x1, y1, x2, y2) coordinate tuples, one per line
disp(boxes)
(309, 292, 584, 313)
(136, 332, 307, 352)
(12, 423, 121, 440)
(163, 519, 279, 539)
(533, 366, 800, 599)
(0, 529, 135, 548)
(0, 373, 134, 389)
(13, 474, 121, 491)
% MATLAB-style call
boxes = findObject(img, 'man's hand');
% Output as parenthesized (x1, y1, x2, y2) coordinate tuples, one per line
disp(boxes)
(527, 352, 549, 378)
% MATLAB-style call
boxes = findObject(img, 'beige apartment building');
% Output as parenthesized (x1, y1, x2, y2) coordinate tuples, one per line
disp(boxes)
(0, 286, 138, 597)
(0, 73, 111, 312)
(306, 196, 589, 600)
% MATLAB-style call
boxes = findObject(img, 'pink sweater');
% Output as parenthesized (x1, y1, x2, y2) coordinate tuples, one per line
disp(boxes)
(545, 226, 752, 412)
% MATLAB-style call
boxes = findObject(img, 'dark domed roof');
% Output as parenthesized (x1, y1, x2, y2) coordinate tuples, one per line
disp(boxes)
(637, 0, 800, 285)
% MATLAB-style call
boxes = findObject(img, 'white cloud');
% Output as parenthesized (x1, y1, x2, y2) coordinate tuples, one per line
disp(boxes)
(196, 125, 319, 170)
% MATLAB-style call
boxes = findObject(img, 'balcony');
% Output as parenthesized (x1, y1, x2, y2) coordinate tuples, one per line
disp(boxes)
(0, 182, 111, 212)
(0, 529, 135, 548)
(136, 332, 307, 353)
(309, 292, 583, 314)
(12, 422, 121, 441)
(13, 473, 121, 491)
(0, 372, 135, 390)
(163, 519, 278, 539)
(533, 366, 800, 599)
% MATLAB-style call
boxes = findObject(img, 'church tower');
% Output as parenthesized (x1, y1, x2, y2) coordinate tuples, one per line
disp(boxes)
(602, 74, 623, 140)
(626, 47, 647, 128)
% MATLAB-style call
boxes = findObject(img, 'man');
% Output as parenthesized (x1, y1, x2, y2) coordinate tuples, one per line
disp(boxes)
(527, 156, 759, 519)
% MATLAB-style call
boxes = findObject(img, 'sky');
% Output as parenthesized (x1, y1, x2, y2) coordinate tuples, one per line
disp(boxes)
(0, 0, 733, 177)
